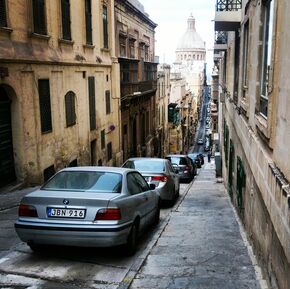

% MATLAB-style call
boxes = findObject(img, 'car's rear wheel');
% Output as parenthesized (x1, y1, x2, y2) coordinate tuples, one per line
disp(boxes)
(125, 221, 139, 256)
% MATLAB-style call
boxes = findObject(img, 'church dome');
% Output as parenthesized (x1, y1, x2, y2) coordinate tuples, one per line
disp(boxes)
(176, 15, 205, 51)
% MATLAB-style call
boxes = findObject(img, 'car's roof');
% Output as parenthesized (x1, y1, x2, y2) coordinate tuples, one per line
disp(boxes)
(59, 166, 135, 174)
(125, 157, 166, 162)
(166, 154, 188, 158)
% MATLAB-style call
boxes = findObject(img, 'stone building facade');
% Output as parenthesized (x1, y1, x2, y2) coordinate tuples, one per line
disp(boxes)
(115, 0, 158, 160)
(214, 1, 290, 288)
(156, 64, 171, 157)
(0, 0, 122, 187)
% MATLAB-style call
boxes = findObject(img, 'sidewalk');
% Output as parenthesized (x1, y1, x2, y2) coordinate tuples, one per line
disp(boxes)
(128, 159, 266, 289)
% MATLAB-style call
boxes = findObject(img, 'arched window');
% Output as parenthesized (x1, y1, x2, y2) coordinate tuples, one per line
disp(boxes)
(65, 91, 76, 127)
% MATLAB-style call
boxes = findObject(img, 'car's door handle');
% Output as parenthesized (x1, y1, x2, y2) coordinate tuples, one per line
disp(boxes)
(143, 195, 148, 201)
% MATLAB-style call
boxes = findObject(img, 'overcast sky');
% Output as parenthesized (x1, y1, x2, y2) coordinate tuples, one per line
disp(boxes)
(142, 0, 215, 72)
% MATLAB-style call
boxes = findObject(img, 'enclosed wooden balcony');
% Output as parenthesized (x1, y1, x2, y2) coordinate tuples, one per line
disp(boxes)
(214, 0, 242, 31)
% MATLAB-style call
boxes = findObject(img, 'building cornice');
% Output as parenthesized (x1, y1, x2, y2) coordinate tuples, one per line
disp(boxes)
(115, 0, 157, 29)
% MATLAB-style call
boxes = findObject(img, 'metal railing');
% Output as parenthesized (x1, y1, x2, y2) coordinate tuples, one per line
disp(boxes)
(216, 0, 242, 11)
(215, 31, 228, 44)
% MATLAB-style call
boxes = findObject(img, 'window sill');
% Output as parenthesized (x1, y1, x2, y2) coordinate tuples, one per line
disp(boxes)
(0, 26, 13, 34)
(101, 48, 111, 52)
(59, 38, 74, 46)
(83, 44, 95, 49)
(29, 32, 50, 41)
(240, 99, 249, 118)
(255, 113, 270, 139)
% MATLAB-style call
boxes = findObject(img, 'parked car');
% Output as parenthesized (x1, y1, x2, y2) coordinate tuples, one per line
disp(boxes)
(197, 138, 204, 145)
(165, 155, 195, 183)
(15, 167, 160, 255)
(122, 158, 180, 203)
(197, 153, 205, 165)
(187, 153, 202, 168)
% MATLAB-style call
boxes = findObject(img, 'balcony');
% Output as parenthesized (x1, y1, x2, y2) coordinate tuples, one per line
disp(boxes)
(214, 31, 228, 52)
(214, 0, 242, 31)
(121, 80, 157, 98)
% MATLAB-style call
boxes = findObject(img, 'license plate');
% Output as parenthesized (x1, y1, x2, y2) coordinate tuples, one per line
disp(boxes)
(47, 208, 86, 219)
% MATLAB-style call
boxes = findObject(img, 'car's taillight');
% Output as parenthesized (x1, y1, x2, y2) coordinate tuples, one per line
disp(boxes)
(95, 208, 121, 220)
(18, 204, 38, 217)
(185, 166, 190, 171)
(151, 176, 168, 182)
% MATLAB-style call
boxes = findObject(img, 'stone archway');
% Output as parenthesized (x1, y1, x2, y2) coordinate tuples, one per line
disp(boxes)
(0, 85, 16, 187)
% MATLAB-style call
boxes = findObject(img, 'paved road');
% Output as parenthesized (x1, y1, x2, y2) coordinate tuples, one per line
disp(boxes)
(0, 182, 190, 289)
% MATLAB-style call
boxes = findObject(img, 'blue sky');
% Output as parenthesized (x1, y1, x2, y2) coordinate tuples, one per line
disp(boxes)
(142, 0, 215, 70)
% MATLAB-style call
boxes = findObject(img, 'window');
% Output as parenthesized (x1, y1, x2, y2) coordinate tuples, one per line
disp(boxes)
(85, 0, 92, 45)
(90, 139, 96, 165)
(32, 0, 47, 35)
(145, 45, 149, 61)
(102, 5, 108, 48)
(139, 43, 145, 60)
(61, 0, 71, 40)
(127, 172, 149, 195)
(68, 159, 78, 167)
(260, 0, 275, 118)
(242, 20, 249, 99)
(88, 77, 96, 130)
(101, 129, 105, 149)
(105, 90, 110, 114)
(119, 35, 127, 57)
(43, 165, 55, 182)
(129, 38, 135, 58)
(0, 0, 7, 27)
(65, 91, 76, 127)
(38, 79, 52, 133)
(107, 142, 112, 161)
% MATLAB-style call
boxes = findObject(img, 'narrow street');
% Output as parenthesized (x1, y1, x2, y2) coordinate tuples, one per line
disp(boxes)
(0, 161, 266, 289)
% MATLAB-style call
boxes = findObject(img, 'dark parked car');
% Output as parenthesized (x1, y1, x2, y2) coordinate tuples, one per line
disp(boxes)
(15, 167, 160, 255)
(165, 155, 195, 183)
(187, 153, 202, 168)
(197, 153, 204, 165)
(122, 157, 180, 203)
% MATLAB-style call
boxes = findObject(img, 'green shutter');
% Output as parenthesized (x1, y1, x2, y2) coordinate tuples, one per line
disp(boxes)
(0, 0, 7, 27)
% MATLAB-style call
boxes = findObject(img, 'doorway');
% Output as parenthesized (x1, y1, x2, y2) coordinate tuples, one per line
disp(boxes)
(0, 86, 16, 187)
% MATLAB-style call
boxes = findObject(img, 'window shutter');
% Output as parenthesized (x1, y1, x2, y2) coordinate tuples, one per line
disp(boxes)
(107, 142, 112, 161)
(61, 0, 71, 40)
(38, 79, 52, 133)
(105, 90, 110, 114)
(102, 5, 108, 48)
(0, 0, 7, 27)
(65, 91, 76, 127)
(88, 77, 96, 130)
(32, 0, 47, 35)
(85, 0, 92, 45)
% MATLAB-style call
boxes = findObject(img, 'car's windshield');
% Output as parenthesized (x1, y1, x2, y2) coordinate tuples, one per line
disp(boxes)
(123, 160, 165, 172)
(42, 171, 122, 193)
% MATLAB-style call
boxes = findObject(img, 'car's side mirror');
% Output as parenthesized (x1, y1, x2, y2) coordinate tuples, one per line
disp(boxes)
(149, 183, 156, 190)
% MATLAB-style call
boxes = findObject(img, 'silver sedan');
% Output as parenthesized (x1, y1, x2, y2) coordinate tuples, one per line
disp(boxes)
(15, 167, 160, 255)
(122, 158, 180, 204)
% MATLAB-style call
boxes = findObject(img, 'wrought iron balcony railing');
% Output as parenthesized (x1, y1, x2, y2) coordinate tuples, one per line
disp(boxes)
(215, 31, 228, 44)
(216, 0, 242, 12)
